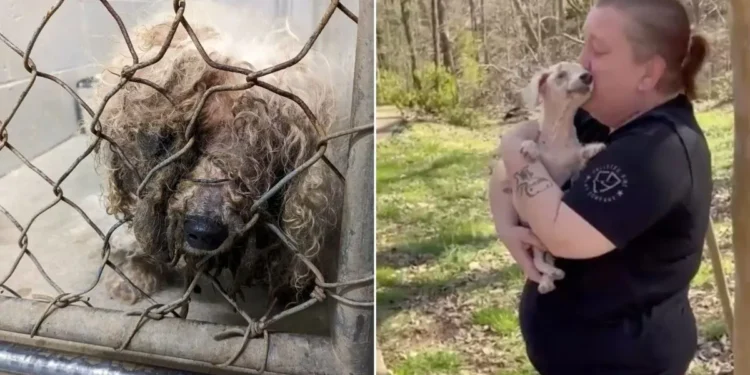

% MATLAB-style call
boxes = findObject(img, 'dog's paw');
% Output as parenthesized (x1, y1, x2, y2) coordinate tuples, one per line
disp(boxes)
(105, 254, 164, 304)
(549, 267, 565, 280)
(580, 142, 606, 160)
(537, 276, 556, 294)
(541, 252, 564, 280)
(520, 140, 540, 161)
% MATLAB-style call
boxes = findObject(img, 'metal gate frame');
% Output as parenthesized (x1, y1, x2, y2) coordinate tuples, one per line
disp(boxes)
(0, 0, 374, 374)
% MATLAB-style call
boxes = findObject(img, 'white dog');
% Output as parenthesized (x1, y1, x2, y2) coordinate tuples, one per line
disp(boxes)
(495, 62, 606, 293)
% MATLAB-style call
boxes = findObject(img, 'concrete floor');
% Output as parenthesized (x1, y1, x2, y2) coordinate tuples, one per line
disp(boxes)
(0, 134, 330, 336)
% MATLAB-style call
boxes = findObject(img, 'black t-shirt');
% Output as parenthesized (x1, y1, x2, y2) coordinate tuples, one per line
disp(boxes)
(519, 94, 712, 374)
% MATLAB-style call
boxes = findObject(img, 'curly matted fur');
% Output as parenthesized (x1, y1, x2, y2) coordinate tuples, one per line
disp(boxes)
(87, 1, 346, 307)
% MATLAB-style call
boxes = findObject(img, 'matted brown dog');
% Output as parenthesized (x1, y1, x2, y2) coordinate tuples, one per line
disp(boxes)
(86, 1, 346, 311)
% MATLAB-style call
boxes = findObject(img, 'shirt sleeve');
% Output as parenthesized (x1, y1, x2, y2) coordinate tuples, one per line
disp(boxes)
(561, 127, 691, 249)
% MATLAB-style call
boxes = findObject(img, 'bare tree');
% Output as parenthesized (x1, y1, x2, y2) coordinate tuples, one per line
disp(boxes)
(436, 0, 457, 74)
(383, 0, 394, 71)
(468, 0, 478, 33)
(481, 0, 489, 64)
(692, 0, 701, 25)
(400, 0, 421, 89)
(376, 0, 731, 110)
(431, 0, 440, 68)
(511, 0, 541, 52)
(377, 15, 389, 70)
(555, 0, 564, 35)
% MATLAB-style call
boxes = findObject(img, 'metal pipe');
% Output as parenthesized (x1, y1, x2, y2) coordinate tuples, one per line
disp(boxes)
(0, 340, 202, 375)
(0, 296, 338, 375)
(330, 0, 375, 373)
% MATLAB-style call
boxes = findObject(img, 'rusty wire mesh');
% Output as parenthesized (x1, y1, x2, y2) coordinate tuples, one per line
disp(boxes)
(0, 0, 373, 372)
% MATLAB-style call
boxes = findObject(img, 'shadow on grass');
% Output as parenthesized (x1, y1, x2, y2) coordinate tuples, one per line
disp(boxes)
(376, 263, 523, 325)
(377, 117, 411, 138)
(377, 150, 492, 190)
(377, 233, 499, 270)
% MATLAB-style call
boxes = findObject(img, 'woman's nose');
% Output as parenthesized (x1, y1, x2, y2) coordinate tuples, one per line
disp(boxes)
(578, 51, 590, 70)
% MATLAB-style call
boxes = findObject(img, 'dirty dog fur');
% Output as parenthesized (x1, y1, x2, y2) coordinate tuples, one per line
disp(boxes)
(494, 62, 606, 293)
(86, 2, 347, 309)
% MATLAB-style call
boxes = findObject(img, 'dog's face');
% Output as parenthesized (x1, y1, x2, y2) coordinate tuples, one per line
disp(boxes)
(92, 18, 341, 299)
(105, 91, 297, 261)
(522, 62, 594, 112)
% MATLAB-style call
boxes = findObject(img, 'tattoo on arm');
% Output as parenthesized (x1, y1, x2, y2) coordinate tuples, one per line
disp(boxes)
(514, 165, 553, 197)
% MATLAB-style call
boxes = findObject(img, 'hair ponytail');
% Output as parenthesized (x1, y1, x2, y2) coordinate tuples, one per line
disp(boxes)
(680, 34, 708, 100)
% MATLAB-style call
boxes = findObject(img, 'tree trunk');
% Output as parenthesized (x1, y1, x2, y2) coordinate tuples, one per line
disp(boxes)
(376, 19, 388, 71)
(436, 0, 456, 74)
(468, 0, 477, 33)
(510, 0, 540, 52)
(400, 0, 421, 90)
(431, 0, 440, 68)
(383, 0, 394, 72)
(692, 0, 701, 25)
(731, 0, 750, 372)
(416, 0, 429, 40)
(480, 0, 488, 64)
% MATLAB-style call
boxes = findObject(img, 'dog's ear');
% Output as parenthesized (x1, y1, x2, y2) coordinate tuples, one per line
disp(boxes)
(521, 70, 550, 109)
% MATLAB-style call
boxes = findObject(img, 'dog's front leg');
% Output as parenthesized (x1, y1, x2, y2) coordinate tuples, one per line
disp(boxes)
(520, 140, 541, 162)
(533, 247, 556, 294)
(579, 142, 606, 161)
(543, 251, 565, 280)
(533, 248, 565, 294)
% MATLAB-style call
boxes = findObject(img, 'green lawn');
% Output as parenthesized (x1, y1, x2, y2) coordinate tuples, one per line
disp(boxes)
(376, 106, 736, 375)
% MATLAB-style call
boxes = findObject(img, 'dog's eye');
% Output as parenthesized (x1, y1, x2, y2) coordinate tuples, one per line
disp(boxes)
(136, 131, 175, 158)
(556, 71, 568, 80)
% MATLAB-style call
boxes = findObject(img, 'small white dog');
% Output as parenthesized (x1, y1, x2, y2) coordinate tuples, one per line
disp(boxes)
(495, 62, 606, 293)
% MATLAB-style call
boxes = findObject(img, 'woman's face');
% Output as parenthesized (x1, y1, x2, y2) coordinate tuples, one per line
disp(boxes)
(578, 6, 653, 126)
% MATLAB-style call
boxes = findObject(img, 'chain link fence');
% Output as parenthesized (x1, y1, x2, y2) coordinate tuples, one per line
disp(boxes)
(0, 0, 374, 374)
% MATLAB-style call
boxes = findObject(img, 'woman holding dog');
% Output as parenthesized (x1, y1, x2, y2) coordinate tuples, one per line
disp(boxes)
(489, 0, 712, 374)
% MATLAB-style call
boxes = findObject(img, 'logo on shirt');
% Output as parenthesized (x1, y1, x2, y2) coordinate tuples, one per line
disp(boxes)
(583, 164, 628, 203)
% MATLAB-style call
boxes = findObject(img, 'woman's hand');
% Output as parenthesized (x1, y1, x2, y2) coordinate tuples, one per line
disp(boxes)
(497, 225, 544, 283)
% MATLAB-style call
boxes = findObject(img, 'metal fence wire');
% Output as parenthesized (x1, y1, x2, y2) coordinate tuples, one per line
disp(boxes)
(0, 0, 374, 374)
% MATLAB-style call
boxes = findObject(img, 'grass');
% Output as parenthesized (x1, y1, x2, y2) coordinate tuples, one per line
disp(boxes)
(701, 318, 728, 341)
(376, 105, 736, 374)
(472, 307, 518, 336)
(392, 351, 463, 375)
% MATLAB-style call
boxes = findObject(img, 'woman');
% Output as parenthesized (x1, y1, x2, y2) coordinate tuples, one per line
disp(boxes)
(489, 0, 713, 374)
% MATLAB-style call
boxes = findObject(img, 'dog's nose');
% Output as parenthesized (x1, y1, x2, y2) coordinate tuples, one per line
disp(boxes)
(184, 215, 229, 250)
(580, 72, 593, 85)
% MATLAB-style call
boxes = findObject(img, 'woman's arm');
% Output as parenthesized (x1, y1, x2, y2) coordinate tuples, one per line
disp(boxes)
(499, 133, 615, 259)
(488, 157, 546, 282)
(489, 120, 540, 234)
(488, 162, 519, 236)
(499, 126, 690, 259)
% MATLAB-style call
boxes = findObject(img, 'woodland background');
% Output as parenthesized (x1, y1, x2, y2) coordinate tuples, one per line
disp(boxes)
(376, 0, 732, 125)
(376, 1, 736, 374)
